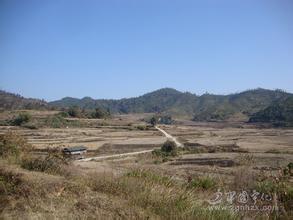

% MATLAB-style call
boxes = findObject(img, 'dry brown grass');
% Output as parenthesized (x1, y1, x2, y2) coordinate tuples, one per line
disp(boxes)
(1, 111, 293, 219)
(0, 162, 240, 219)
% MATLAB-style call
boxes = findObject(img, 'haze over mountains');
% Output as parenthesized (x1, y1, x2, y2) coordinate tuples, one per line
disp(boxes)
(1, 88, 292, 124)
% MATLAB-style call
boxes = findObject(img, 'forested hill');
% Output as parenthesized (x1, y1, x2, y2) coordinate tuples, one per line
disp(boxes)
(249, 96, 293, 127)
(49, 88, 293, 121)
(0, 90, 48, 110)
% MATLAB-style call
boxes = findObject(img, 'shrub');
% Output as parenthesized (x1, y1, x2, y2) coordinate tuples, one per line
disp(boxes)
(188, 176, 217, 190)
(0, 168, 23, 196)
(158, 115, 173, 125)
(256, 180, 276, 194)
(21, 148, 68, 175)
(150, 116, 158, 126)
(90, 107, 110, 119)
(148, 115, 173, 126)
(57, 111, 70, 118)
(44, 115, 67, 128)
(11, 113, 31, 126)
(152, 140, 178, 161)
(161, 140, 177, 153)
(67, 106, 82, 118)
(256, 179, 293, 214)
(135, 125, 149, 131)
(288, 163, 293, 169)
(22, 119, 39, 129)
(284, 162, 293, 176)
(0, 132, 32, 159)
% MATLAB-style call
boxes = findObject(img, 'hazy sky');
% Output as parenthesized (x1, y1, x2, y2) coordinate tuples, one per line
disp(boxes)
(1, 0, 292, 101)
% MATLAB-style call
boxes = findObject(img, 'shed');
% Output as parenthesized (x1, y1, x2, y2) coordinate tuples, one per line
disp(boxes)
(62, 146, 87, 156)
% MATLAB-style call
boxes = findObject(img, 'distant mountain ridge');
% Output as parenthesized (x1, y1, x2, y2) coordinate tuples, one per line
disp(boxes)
(1, 88, 292, 123)
(0, 90, 47, 110)
(49, 88, 293, 121)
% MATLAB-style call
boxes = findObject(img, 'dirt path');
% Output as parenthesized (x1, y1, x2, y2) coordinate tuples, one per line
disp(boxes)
(155, 126, 183, 147)
(79, 126, 182, 162)
(79, 149, 154, 162)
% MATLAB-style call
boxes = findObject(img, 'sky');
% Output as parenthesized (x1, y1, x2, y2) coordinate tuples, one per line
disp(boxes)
(0, 0, 292, 101)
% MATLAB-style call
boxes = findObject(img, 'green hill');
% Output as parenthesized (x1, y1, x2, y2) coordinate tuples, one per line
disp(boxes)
(49, 88, 293, 121)
(249, 97, 293, 127)
(2, 88, 292, 123)
(50, 88, 198, 116)
(192, 89, 292, 121)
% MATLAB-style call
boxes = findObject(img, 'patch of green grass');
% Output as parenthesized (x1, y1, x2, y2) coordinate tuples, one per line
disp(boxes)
(256, 169, 293, 215)
(44, 115, 68, 128)
(126, 169, 175, 187)
(57, 111, 70, 118)
(182, 146, 206, 154)
(41, 115, 85, 128)
(256, 180, 276, 194)
(188, 176, 217, 190)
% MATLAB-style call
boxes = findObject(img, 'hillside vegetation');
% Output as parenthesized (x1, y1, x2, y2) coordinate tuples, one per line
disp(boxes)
(50, 88, 292, 121)
(0, 132, 239, 219)
(0, 90, 47, 110)
(2, 88, 292, 124)
(249, 97, 293, 127)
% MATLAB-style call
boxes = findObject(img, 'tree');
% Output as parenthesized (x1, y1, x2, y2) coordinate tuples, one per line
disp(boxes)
(67, 106, 82, 118)
(11, 113, 31, 126)
(91, 107, 110, 119)
(150, 116, 158, 126)
(161, 140, 177, 153)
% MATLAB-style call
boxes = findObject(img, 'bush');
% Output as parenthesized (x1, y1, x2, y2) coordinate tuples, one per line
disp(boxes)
(57, 111, 70, 118)
(21, 148, 68, 175)
(135, 125, 149, 131)
(256, 179, 293, 213)
(161, 140, 177, 153)
(44, 115, 67, 128)
(188, 176, 217, 190)
(0, 168, 23, 196)
(0, 132, 32, 159)
(158, 115, 173, 125)
(21, 119, 39, 129)
(11, 113, 31, 126)
(152, 140, 178, 160)
(150, 116, 158, 126)
(148, 115, 173, 126)
(67, 106, 82, 118)
(90, 108, 110, 119)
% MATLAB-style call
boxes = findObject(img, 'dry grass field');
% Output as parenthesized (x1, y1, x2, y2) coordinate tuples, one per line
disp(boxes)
(0, 110, 292, 219)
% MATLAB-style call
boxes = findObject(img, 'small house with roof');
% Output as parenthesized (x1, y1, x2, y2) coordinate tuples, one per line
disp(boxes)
(62, 146, 87, 159)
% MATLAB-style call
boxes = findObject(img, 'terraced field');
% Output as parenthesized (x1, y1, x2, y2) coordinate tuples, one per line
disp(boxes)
(1, 111, 293, 219)
(0, 126, 165, 150)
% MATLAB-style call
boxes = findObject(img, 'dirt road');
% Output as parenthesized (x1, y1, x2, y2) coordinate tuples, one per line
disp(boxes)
(155, 126, 183, 147)
(79, 126, 182, 162)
